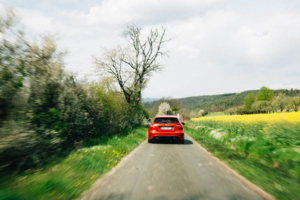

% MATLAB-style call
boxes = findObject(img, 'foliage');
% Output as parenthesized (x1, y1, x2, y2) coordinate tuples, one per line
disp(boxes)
(0, 10, 69, 169)
(256, 86, 273, 101)
(148, 98, 181, 117)
(186, 126, 300, 200)
(157, 102, 171, 115)
(272, 93, 288, 112)
(200, 88, 299, 113)
(198, 109, 208, 117)
(143, 93, 235, 110)
(251, 101, 272, 113)
(243, 93, 255, 111)
(229, 92, 300, 115)
(172, 107, 180, 112)
(189, 110, 199, 118)
(144, 88, 300, 115)
(0, 127, 147, 200)
(0, 9, 27, 121)
(0, 10, 147, 172)
(179, 109, 190, 121)
(290, 96, 300, 112)
(204, 112, 225, 117)
(224, 106, 243, 115)
(190, 112, 300, 199)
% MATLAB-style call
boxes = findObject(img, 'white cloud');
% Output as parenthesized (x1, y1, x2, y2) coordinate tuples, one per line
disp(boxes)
(1, 0, 300, 98)
(82, 0, 225, 25)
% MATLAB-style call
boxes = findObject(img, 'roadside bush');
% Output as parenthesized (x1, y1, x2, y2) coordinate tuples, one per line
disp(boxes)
(179, 109, 191, 121)
(0, 10, 146, 171)
(224, 106, 243, 115)
(190, 110, 199, 118)
(198, 109, 208, 117)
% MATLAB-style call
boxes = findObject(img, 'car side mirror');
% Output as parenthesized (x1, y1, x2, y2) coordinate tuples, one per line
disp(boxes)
(181, 122, 185, 125)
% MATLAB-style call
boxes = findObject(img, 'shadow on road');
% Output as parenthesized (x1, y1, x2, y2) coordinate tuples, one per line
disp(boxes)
(152, 139, 193, 145)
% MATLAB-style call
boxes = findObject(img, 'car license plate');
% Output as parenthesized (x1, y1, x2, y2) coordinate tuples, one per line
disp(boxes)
(161, 127, 172, 130)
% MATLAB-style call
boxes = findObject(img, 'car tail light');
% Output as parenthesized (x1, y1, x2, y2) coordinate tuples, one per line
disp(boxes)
(176, 124, 183, 130)
(149, 124, 154, 131)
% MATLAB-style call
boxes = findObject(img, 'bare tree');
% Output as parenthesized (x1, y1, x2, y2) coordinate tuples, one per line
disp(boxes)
(94, 23, 168, 106)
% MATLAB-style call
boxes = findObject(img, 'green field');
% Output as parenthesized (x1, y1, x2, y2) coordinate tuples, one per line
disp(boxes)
(187, 113, 300, 200)
(0, 127, 147, 200)
(204, 112, 225, 117)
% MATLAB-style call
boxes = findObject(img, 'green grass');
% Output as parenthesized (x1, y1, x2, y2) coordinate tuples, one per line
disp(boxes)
(186, 125, 300, 200)
(0, 127, 148, 200)
(204, 112, 225, 117)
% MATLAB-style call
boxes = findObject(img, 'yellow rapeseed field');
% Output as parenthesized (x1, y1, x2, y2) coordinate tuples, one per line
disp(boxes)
(189, 112, 300, 199)
(192, 112, 300, 124)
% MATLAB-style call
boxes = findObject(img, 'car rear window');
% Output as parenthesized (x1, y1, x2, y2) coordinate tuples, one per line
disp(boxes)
(154, 118, 179, 123)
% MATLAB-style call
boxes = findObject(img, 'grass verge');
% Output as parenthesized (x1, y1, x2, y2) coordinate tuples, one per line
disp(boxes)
(0, 127, 147, 200)
(204, 112, 225, 117)
(186, 125, 300, 200)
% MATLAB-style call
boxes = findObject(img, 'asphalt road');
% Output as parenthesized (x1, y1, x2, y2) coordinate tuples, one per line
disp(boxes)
(82, 135, 264, 200)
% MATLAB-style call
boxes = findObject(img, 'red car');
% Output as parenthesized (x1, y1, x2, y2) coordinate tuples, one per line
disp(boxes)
(148, 115, 185, 144)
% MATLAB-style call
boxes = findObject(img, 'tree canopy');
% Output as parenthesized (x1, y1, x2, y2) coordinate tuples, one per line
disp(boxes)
(256, 86, 273, 101)
(243, 93, 256, 111)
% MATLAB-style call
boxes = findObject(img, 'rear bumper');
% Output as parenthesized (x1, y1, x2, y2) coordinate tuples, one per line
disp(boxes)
(148, 131, 184, 140)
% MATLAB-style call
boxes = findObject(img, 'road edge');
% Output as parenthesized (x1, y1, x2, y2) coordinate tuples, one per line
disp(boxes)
(188, 135, 276, 200)
(79, 140, 148, 200)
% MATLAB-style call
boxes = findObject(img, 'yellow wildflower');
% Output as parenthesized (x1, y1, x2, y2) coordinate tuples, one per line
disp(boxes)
(49, 191, 57, 196)
(57, 193, 65, 199)
(75, 182, 81, 187)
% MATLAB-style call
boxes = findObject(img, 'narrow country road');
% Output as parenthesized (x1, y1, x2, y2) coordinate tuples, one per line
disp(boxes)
(81, 135, 264, 200)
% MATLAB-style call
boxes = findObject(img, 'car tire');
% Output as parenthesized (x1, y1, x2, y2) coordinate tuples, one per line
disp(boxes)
(148, 139, 153, 143)
(181, 140, 184, 144)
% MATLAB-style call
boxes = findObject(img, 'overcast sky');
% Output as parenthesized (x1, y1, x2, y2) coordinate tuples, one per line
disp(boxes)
(1, 0, 300, 98)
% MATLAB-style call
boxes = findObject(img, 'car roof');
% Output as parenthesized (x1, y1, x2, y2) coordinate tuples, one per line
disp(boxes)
(155, 115, 178, 118)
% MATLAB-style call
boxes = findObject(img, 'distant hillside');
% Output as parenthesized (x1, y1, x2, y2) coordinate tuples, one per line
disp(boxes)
(196, 90, 259, 111)
(142, 98, 160, 103)
(143, 92, 240, 110)
(143, 89, 300, 112)
(197, 89, 300, 111)
(179, 93, 236, 109)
